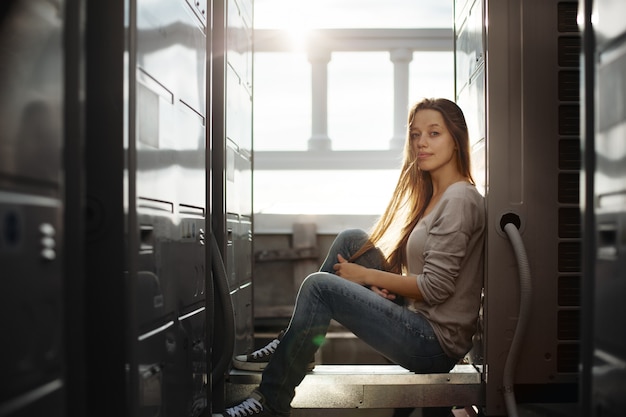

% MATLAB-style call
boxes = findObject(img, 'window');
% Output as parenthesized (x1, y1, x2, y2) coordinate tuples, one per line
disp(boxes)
(253, 1, 454, 229)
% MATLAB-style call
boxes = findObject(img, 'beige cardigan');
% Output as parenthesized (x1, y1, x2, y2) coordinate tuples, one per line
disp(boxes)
(406, 181, 485, 359)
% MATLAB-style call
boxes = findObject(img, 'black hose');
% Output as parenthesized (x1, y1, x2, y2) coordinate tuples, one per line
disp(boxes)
(210, 232, 235, 383)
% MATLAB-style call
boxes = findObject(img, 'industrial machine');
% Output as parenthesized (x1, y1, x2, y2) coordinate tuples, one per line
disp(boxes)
(0, 0, 253, 416)
(0, 1, 65, 415)
(457, 0, 581, 414)
(581, 0, 626, 415)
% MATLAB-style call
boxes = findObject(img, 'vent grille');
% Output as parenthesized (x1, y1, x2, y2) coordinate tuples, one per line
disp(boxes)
(559, 139, 581, 170)
(558, 310, 580, 340)
(558, 37, 581, 67)
(558, 2, 579, 33)
(558, 242, 581, 272)
(557, 343, 580, 373)
(557, 0, 582, 377)
(559, 207, 581, 238)
(558, 71, 580, 101)
(558, 173, 580, 204)
(558, 105, 581, 135)
(558, 275, 581, 306)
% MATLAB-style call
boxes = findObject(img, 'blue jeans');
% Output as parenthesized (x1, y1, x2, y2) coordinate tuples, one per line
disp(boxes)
(257, 229, 458, 416)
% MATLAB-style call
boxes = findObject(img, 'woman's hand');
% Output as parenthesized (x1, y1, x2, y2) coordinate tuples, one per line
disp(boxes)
(334, 254, 397, 300)
(333, 254, 367, 284)
(369, 285, 398, 301)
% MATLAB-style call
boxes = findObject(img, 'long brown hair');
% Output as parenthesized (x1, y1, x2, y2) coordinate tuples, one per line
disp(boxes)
(351, 98, 474, 273)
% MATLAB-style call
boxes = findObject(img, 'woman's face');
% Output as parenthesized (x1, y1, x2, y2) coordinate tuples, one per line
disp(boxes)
(409, 109, 459, 177)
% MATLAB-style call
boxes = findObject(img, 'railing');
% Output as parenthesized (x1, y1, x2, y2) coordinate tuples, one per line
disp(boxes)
(254, 28, 454, 154)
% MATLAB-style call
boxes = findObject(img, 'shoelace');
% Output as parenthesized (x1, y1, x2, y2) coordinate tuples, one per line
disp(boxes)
(225, 397, 263, 417)
(251, 338, 279, 359)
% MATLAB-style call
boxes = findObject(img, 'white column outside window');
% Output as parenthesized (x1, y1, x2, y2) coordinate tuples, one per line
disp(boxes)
(308, 48, 332, 151)
(389, 48, 413, 150)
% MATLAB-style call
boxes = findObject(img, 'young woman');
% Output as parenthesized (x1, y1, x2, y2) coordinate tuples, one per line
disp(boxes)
(215, 98, 485, 417)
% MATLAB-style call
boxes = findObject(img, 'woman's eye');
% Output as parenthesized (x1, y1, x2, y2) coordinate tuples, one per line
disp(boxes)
(430, 131, 440, 137)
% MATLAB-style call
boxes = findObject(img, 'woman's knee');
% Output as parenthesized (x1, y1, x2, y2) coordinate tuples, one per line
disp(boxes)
(337, 228, 368, 241)
(302, 271, 331, 287)
(300, 272, 339, 295)
(332, 229, 369, 249)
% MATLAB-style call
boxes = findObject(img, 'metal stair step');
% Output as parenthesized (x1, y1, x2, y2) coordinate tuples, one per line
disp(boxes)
(226, 364, 484, 409)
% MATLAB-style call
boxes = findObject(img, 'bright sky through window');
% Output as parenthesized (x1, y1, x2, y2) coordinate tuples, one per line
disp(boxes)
(253, 1, 455, 219)
(254, 0, 453, 29)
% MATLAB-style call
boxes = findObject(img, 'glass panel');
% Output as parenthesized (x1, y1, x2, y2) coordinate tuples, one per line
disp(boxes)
(254, 169, 401, 215)
(255, 0, 453, 29)
(328, 52, 393, 151)
(253, 53, 311, 151)
(409, 51, 455, 102)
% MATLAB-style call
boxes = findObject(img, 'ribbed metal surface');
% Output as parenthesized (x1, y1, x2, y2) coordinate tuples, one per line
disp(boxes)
(557, 310, 580, 340)
(558, 242, 582, 272)
(557, 2, 579, 33)
(558, 173, 580, 204)
(558, 139, 581, 170)
(558, 37, 581, 67)
(556, 1, 581, 379)
(558, 276, 581, 306)
(558, 71, 580, 101)
(558, 105, 581, 135)
(559, 207, 581, 238)
(557, 344, 580, 373)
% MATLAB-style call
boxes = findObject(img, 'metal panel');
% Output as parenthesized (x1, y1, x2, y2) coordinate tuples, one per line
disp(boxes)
(178, 304, 209, 415)
(0, 1, 65, 415)
(136, 305, 208, 417)
(227, 0, 253, 94)
(82, 1, 209, 415)
(136, 0, 206, 116)
(0, 195, 63, 404)
(226, 213, 239, 288)
(136, 213, 206, 330)
(210, 0, 253, 409)
(232, 283, 254, 359)
(0, 382, 64, 417)
(137, 212, 177, 328)
(236, 217, 253, 286)
(136, 0, 207, 208)
(0, 0, 63, 186)
(226, 67, 253, 155)
(83, 0, 127, 414)
(456, 65, 486, 193)
(591, 18, 626, 414)
(457, 0, 580, 414)
(454, 0, 483, 95)
(217, 0, 254, 367)
(133, 2, 208, 416)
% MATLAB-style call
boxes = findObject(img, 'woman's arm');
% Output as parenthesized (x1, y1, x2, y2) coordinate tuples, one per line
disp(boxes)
(333, 254, 425, 301)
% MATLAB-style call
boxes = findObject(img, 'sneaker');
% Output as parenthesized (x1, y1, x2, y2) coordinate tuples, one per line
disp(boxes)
(233, 330, 316, 372)
(212, 391, 276, 417)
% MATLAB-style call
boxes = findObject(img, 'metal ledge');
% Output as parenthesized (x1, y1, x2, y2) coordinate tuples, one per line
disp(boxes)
(226, 364, 484, 409)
